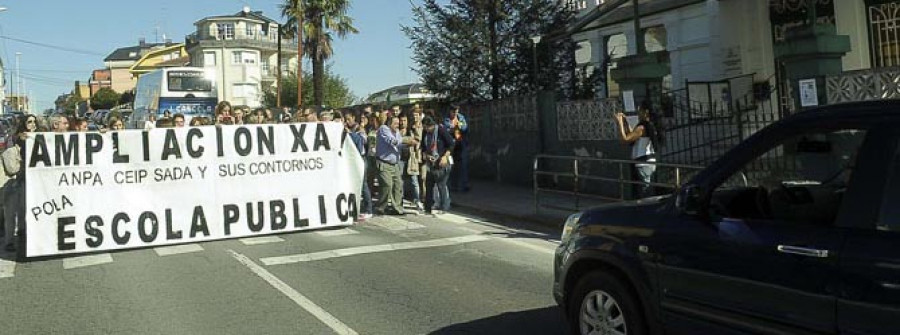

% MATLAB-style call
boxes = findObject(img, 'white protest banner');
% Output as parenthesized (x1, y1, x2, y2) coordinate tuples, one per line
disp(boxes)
(25, 123, 364, 257)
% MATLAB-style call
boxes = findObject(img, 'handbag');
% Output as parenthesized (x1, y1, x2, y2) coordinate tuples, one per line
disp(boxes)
(1, 145, 21, 177)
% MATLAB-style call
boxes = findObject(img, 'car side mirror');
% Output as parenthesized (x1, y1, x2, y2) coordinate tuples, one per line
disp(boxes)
(676, 185, 704, 216)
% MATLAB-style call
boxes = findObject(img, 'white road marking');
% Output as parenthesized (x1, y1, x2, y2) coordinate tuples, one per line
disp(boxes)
(63, 253, 113, 270)
(154, 244, 204, 256)
(314, 229, 359, 237)
(367, 216, 425, 231)
(401, 215, 559, 254)
(229, 250, 359, 335)
(261, 235, 491, 266)
(0, 258, 15, 278)
(240, 236, 286, 245)
(438, 212, 489, 224)
(500, 238, 557, 255)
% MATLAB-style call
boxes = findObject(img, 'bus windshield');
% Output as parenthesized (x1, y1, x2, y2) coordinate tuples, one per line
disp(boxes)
(167, 71, 212, 92)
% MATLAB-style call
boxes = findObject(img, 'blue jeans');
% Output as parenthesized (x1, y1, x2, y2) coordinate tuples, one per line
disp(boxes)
(426, 165, 451, 211)
(450, 144, 469, 191)
(360, 164, 373, 214)
(405, 173, 421, 204)
(632, 164, 656, 199)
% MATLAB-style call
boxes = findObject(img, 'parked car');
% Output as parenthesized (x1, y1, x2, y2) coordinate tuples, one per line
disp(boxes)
(554, 100, 900, 335)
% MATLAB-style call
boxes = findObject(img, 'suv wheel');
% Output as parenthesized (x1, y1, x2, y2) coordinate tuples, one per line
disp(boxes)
(568, 271, 646, 335)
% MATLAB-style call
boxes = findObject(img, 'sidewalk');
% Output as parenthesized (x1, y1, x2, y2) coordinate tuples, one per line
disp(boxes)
(450, 180, 612, 228)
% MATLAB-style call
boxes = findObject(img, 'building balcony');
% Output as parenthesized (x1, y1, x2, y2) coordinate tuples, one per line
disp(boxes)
(186, 32, 299, 53)
(261, 65, 296, 82)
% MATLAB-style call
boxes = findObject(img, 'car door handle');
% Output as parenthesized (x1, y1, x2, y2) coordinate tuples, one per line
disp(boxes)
(777, 245, 830, 258)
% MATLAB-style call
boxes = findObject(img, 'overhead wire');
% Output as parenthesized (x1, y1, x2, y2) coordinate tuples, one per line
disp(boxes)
(0, 35, 106, 56)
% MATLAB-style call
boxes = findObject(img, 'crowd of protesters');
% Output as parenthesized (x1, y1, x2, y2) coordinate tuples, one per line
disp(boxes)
(0, 101, 470, 252)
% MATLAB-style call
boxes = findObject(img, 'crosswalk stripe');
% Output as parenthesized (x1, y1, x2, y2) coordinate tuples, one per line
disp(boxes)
(314, 228, 359, 237)
(0, 258, 15, 278)
(261, 234, 491, 266)
(240, 236, 286, 245)
(154, 244, 204, 256)
(368, 216, 425, 231)
(63, 253, 113, 270)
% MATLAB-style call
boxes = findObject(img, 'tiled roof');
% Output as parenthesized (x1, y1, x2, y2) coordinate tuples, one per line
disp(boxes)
(104, 43, 170, 62)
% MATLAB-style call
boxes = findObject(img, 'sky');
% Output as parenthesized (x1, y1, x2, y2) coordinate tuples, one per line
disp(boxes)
(0, 0, 420, 112)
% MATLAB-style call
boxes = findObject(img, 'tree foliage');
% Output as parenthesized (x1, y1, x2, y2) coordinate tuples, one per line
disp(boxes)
(280, 0, 359, 107)
(403, 0, 575, 103)
(90, 88, 120, 110)
(263, 66, 356, 108)
(62, 94, 82, 116)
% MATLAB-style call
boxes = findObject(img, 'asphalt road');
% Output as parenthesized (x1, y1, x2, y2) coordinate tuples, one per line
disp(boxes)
(0, 210, 566, 335)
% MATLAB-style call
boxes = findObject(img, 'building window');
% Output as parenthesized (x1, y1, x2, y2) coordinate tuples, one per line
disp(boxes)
(204, 52, 216, 67)
(246, 24, 256, 38)
(219, 23, 235, 39)
(232, 51, 242, 64)
(232, 51, 258, 65)
(261, 59, 270, 75)
(869, 1, 900, 67)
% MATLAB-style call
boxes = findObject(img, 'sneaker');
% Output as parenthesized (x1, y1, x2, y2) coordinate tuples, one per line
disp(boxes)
(434, 210, 445, 215)
(415, 201, 424, 211)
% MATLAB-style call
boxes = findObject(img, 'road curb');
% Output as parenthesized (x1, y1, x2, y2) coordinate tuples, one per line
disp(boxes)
(451, 201, 564, 229)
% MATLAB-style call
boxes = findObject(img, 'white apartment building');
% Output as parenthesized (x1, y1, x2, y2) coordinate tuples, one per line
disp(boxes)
(186, 6, 299, 108)
(570, 0, 883, 101)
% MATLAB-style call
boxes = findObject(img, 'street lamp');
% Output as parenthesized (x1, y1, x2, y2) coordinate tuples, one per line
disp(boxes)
(530, 35, 542, 90)
(15, 52, 21, 111)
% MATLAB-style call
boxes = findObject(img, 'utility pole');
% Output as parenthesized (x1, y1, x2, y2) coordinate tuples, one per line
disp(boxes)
(277, 25, 282, 108)
(296, 11, 304, 109)
(15, 52, 20, 111)
(632, 0, 644, 55)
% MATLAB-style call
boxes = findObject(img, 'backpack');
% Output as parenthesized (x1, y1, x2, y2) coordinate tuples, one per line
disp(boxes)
(1, 145, 21, 177)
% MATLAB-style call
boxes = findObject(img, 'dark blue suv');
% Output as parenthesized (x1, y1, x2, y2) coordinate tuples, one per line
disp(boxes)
(553, 101, 900, 335)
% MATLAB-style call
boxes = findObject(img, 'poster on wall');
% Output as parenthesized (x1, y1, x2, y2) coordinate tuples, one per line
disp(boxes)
(24, 123, 365, 257)
(799, 79, 819, 107)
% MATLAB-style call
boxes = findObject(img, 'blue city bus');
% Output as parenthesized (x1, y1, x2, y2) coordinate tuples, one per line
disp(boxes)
(131, 67, 217, 128)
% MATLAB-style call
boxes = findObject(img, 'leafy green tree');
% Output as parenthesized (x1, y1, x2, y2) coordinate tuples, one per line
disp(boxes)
(280, 0, 359, 107)
(263, 67, 357, 108)
(90, 88, 120, 110)
(403, 0, 575, 102)
(63, 94, 82, 116)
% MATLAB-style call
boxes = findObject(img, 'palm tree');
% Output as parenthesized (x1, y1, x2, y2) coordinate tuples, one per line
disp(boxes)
(281, 0, 358, 108)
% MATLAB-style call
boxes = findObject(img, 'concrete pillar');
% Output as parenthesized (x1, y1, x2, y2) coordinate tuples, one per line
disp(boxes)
(591, 29, 608, 99)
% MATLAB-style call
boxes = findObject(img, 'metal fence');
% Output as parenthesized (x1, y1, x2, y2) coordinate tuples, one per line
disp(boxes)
(659, 75, 782, 166)
(533, 154, 703, 213)
(556, 98, 623, 141)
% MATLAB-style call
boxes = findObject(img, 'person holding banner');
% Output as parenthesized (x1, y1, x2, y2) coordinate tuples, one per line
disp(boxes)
(108, 117, 125, 131)
(615, 100, 664, 199)
(49, 114, 69, 133)
(173, 114, 186, 128)
(2, 114, 34, 252)
(346, 112, 373, 220)
(375, 115, 419, 215)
